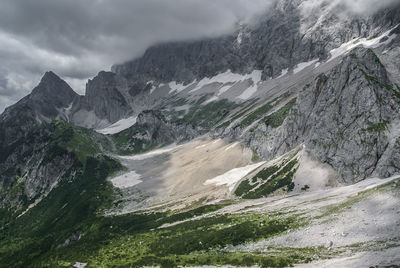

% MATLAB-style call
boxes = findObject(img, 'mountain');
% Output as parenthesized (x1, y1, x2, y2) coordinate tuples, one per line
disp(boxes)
(242, 47, 400, 182)
(112, 1, 400, 82)
(1, 0, 400, 267)
(0, 71, 78, 157)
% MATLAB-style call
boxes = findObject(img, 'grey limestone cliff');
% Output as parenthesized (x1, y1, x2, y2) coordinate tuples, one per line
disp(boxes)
(245, 47, 400, 182)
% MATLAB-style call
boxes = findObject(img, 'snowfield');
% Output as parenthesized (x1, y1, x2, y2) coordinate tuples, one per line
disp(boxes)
(204, 162, 266, 191)
(293, 59, 319, 74)
(328, 24, 399, 61)
(96, 116, 137, 135)
(188, 69, 262, 94)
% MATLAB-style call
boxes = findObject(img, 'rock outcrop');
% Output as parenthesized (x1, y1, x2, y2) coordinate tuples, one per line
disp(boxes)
(70, 71, 133, 127)
(0, 71, 78, 150)
(114, 110, 203, 154)
(246, 47, 400, 182)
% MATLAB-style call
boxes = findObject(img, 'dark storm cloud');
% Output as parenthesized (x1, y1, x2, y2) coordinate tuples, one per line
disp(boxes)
(0, 0, 274, 113)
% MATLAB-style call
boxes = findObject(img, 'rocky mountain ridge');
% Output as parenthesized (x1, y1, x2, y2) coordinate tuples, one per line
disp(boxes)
(1, 0, 400, 266)
(238, 47, 400, 182)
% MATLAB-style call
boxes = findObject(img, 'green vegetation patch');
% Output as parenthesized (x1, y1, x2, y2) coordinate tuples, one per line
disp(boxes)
(173, 98, 239, 129)
(162, 203, 232, 224)
(0, 154, 123, 267)
(361, 69, 399, 102)
(46, 119, 101, 165)
(111, 125, 156, 155)
(47, 212, 305, 267)
(362, 121, 389, 133)
(1, 192, 310, 268)
(237, 102, 274, 128)
(235, 158, 299, 199)
(264, 98, 296, 128)
(216, 99, 259, 129)
(235, 91, 293, 129)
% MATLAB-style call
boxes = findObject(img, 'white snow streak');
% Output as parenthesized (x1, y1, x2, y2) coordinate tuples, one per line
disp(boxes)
(277, 68, 289, 78)
(203, 95, 219, 104)
(236, 70, 263, 100)
(96, 116, 137, 135)
(169, 81, 195, 94)
(204, 162, 266, 191)
(189, 69, 262, 94)
(293, 59, 319, 74)
(119, 144, 182, 161)
(329, 25, 399, 61)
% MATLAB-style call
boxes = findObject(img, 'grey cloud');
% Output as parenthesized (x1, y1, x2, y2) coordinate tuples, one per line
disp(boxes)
(0, 0, 397, 113)
(0, 73, 7, 92)
(0, 69, 37, 113)
(0, 0, 274, 112)
(0, 0, 274, 66)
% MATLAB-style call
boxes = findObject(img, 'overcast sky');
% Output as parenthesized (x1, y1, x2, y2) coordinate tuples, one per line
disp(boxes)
(0, 0, 398, 113)
(0, 0, 275, 113)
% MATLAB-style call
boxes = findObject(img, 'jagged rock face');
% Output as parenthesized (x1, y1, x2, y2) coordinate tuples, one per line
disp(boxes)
(0, 72, 78, 149)
(75, 0, 400, 129)
(125, 110, 202, 148)
(112, 0, 400, 83)
(1, 71, 78, 122)
(70, 71, 133, 125)
(246, 48, 400, 182)
(112, 37, 243, 83)
(28, 71, 78, 119)
(289, 48, 399, 181)
(0, 124, 77, 210)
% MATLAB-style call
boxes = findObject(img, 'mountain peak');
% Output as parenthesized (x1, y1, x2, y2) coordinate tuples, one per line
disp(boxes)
(42, 70, 59, 78)
(32, 71, 77, 99)
(40, 71, 62, 83)
(39, 71, 68, 87)
(27, 71, 79, 115)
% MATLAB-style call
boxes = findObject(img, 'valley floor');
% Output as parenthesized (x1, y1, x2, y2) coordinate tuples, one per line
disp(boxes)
(2, 138, 400, 267)
(93, 139, 400, 267)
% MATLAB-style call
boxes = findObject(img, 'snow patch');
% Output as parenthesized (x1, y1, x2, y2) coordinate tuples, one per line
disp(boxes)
(64, 102, 74, 119)
(203, 95, 219, 104)
(147, 81, 157, 94)
(169, 81, 195, 94)
(237, 83, 258, 100)
(189, 69, 262, 94)
(111, 171, 142, 189)
(293, 59, 319, 74)
(96, 116, 137, 135)
(236, 70, 263, 100)
(204, 162, 266, 191)
(119, 144, 182, 161)
(328, 25, 399, 61)
(73, 262, 87, 268)
(277, 68, 289, 78)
